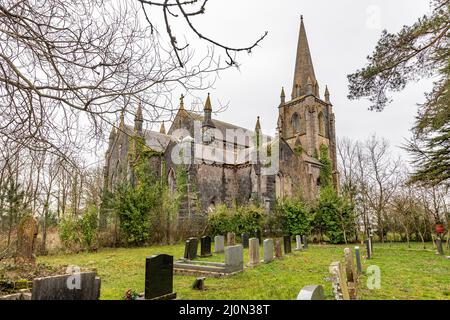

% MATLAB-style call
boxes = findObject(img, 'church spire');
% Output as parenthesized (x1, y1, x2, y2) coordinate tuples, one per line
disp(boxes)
(325, 85, 330, 103)
(280, 87, 286, 104)
(202, 93, 215, 128)
(134, 103, 143, 133)
(255, 116, 261, 132)
(291, 15, 317, 99)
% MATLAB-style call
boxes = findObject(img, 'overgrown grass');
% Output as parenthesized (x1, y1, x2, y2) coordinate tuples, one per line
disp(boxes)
(38, 242, 450, 300)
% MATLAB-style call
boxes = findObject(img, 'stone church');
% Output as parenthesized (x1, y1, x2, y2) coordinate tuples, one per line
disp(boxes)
(103, 17, 339, 227)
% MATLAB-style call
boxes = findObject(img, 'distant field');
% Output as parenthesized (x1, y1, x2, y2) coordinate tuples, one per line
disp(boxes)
(39, 242, 450, 300)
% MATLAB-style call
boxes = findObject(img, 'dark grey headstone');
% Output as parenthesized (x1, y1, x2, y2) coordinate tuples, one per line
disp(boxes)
(241, 233, 249, 248)
(192, 277, 205, 290)
(254, 230, 262, 243)
(365, 240, 371, 259)
(302, 235, 308, 249)
(200, 236, 212, 257)
(186, 237, 198, 260)
(31, 272, 100, 300)
(145, 254, 174, 300)
(354, 246, 362, 274)
(283, 235, 291, 254)
(183, 240, 190, 259)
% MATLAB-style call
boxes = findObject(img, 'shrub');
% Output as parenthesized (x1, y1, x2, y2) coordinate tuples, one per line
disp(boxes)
(59, 205, 98, 251)
(276, 198, 312, 236)
(208, 204, 264, 236)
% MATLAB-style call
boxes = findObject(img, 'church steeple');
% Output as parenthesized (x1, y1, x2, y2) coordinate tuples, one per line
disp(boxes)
(291, 16, 318, 99)
(202, 93, 215, 128)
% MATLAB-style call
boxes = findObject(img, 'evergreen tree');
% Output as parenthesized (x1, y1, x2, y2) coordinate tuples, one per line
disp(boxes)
(348, 0, 449, 187)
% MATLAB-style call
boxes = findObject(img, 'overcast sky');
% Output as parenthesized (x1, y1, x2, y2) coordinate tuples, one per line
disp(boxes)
(159, 0, 433, 160)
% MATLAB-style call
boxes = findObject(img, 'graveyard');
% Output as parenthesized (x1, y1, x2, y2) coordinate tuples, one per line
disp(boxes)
(35, 240, 450, 300)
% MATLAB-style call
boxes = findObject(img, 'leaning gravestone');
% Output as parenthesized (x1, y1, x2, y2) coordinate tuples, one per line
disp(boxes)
(283, 235, 292, 254)
(144, 254, 176, 300)
(354, 246, 362, 274)
(247, 238, 260, 267)
(275, 239, 283, 259)
(329, 261, 350, 300)
(15, 215, 38, 264)
(241, 233, 250, 249)
(263, 239, 274, 263)
(344, 247, 357, 300)
(296, 285, 325, 300)
(227, 232, 236, 246)
(214, 235, 225, 253)
(295, 235, 303, 251)
(32, 272, 101, 300)
(200, 236, 212, 257)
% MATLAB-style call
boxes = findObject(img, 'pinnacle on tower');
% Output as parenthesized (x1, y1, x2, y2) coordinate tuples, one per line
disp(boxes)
(179, 94, 185, 110)
(202, 93, 215, 128)
(291, 16, 318, 99)
(119, 109, 125, 129)
(325, 85, 330, 103)
(204, 93, 212, 111)
(160, 121, 166, 134)
(255, 116, 261, 132)
(134, 103, 143, 133)
(280, 87, 286, 104)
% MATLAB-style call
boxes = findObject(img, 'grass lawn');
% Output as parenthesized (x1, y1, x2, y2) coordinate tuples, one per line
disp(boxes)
(38, 242, 450, 300)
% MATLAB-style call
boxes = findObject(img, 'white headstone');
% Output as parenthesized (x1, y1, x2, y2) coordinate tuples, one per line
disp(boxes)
(297, 285, 325, 300)
(263, 239, 274, 263)
(247, 238, 260, 267)
(214, 235, 225, 253)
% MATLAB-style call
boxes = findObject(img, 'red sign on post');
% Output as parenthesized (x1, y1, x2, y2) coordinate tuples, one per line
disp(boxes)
(435, 224, 445, 234)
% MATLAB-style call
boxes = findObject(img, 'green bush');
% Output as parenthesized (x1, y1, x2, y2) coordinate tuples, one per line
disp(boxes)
(313, 186, 355, 244)
(208, 204, 264, 236)
(59, 205, 98, 251)
(276, 198, 312, 236)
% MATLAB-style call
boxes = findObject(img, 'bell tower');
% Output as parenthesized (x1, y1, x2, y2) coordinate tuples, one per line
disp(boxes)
(278, 16, 337, 173)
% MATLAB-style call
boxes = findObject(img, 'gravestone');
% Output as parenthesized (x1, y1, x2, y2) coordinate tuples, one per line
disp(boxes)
(295, 235, 303, 251)
(344, 247, 357, 299)
(241, 233, 250, 248)
(15, 215, 38, 264)
(254, 229, 262, 243)
(224, 245, 244, 270)
(329, 261, 350, 300)
(227, 232, 236, 246)
(247, 238, 260, 267)
(436, 239, 444, 255)
(187, 237, 198, 260)
(302, 235, 308, 249)
(354, 246, 362, 274)
(145, 254, 176, 300)
(32, 272, 100, 300)
(263, 239, 274, 263)
(283, 235, 292, 254)
(192, 277, 205, 290)
(183, 240, 190, 259)
(364, 240, 372, 259)
(296, 285, 325, 300)
(275, 239, 283, 259)
(214, 235, 225, 253)
(200, 236, 212, 257)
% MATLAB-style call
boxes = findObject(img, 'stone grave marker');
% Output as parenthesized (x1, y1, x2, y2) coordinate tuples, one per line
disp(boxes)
(354, 246, 362, 274)
(302, 235, 308, 249)
(224, 245, 244, 270)
(187, 237, 198, 260)
(241, 233, 249, 249)
(344, 247, 357, 299)
(15, 215, 38, 264)
(192, 277, 205, 290)
(283, 235, 292, 254)
(200, 236, 212, 257)
(32, 272, 100, 300)
(214, 235, 225, 253)
(296, 285, 325, 300)
(329, 261, 350, 300)
(365, 240, 372, 259)
(145, 254, 176, 300)
(254, 229, 262, 243)
(227, 232, 236, 246)
(275, 239, 283, 259)
(295, 235, 303, 251)
(263, 239, 274, 263)
(436, 239, 444, 255)
(247, 238, 260, 267)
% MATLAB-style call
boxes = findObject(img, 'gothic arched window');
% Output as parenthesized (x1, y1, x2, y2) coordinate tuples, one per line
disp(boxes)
(318, 112, 325, 136)
(291, 113, 300, 134)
